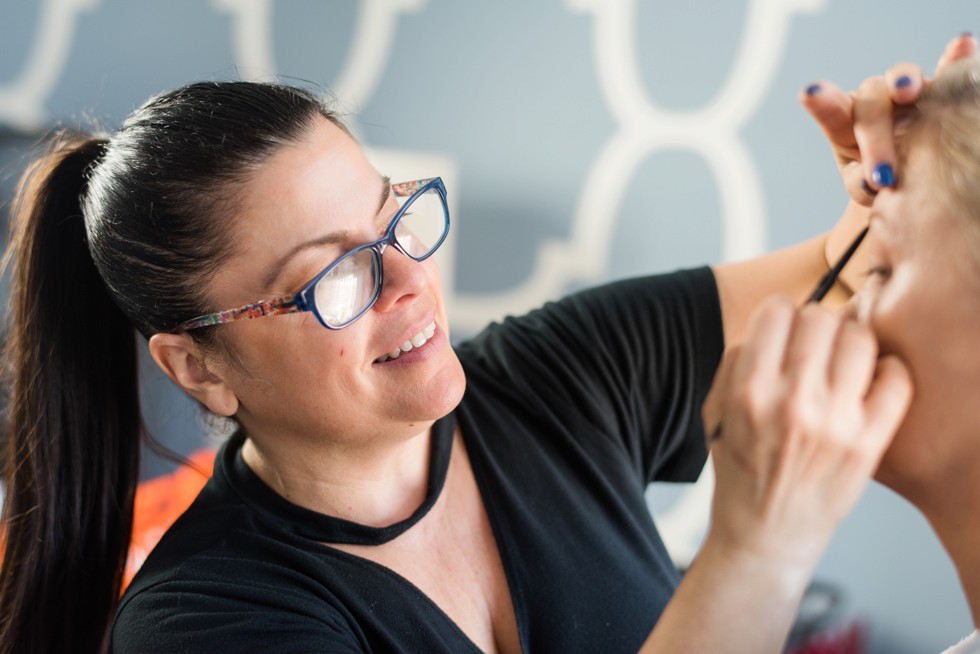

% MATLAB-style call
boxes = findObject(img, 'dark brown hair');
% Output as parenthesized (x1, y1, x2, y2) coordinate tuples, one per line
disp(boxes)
(0, 81, 342, 653)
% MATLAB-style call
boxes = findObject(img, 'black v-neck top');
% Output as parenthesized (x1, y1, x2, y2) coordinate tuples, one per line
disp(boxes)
(113, 268, 724, 654)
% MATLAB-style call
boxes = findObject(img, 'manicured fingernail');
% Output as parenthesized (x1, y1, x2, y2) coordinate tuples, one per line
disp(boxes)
(872, 163, 896, 188)
(895, 75, 912, 89)
(805, 83, 821, 96)
(861, 179, 878, 196)
(961, 31, 973, 39)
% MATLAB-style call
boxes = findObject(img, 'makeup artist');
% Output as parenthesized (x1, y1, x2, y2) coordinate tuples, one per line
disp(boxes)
(1, 34, 972, 654)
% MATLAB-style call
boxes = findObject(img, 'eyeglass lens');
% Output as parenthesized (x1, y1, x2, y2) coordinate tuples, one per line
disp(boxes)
(313, 186, 447, 327)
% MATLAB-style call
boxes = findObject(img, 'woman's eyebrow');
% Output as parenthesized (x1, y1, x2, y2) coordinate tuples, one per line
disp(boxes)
(377, 176, 392, 217)
(262, 176, 393, 291)
(262, 231, 349, 291)
(373, 177, 393, 232)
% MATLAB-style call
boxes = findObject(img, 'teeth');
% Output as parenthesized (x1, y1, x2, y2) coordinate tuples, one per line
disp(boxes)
(375, 322, 437, 363)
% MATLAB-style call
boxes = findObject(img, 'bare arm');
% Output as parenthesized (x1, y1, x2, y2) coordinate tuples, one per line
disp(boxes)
(712, 200, 866, 346)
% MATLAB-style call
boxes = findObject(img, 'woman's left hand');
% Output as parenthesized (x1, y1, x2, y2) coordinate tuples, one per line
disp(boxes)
(801, 34, 978, 206)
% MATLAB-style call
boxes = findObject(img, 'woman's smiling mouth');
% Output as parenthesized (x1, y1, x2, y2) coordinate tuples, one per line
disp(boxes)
(375, 321, 437, 363)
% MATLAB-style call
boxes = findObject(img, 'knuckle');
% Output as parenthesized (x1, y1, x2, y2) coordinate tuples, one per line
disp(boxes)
(733, 378, 773, 424)
(782, 387, 819, 434)
(857, 75, 887, 96)
(757, 296, 794, 325)
(823, 409, 857, 444)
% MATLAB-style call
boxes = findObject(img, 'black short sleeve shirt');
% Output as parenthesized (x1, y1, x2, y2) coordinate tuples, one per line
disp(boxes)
(112, 267, 724, 654)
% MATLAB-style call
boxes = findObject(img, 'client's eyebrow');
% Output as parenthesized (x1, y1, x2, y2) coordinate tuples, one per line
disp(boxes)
(261, 177, 393, 291)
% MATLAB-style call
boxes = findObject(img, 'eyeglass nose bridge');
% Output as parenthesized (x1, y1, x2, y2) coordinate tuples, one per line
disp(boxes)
(361, 232, 419, 305)
(371, 222, 430, 278)
(312, 180, 447, 328)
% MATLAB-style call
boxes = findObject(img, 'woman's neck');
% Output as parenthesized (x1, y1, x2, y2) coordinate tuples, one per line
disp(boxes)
(240, 424, 434, 527)
(917, 470, 980, 629)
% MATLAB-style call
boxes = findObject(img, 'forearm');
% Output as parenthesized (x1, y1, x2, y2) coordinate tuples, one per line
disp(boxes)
(638, 535, 815, 654)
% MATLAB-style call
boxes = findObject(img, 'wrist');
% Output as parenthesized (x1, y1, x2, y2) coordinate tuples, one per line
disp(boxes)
(697, 531, 819, 604)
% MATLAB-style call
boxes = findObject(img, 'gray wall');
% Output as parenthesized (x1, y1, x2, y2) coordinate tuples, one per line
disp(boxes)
(1, 1, 976, 651)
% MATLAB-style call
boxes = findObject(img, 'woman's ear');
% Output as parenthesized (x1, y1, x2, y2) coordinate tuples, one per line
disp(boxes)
(148, 332, 240, 417)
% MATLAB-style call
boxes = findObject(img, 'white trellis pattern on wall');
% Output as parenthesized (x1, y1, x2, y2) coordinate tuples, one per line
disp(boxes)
(1, 2, 975, 649)
(1, 0, 823, 331)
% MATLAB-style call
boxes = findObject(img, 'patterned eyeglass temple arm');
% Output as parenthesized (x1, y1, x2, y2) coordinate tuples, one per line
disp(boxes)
(176, 294, 305, 331)
(391, 178, 437, 198)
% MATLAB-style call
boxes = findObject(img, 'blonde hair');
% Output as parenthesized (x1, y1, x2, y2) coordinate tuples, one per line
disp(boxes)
(907, 58, 980, 262)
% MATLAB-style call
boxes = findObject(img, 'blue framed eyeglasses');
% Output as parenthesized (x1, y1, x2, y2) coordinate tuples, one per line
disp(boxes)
(176, 177, 449, 331)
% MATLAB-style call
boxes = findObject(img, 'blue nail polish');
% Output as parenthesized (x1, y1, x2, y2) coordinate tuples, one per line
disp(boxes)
(872, 163, 896, 188)
(896, 75, 912, 89)
(805, 83, 821, 96)
(962, 31, 974, 39)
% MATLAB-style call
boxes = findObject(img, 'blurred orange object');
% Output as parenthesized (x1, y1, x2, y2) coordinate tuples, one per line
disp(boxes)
(123, 448, 217, 591)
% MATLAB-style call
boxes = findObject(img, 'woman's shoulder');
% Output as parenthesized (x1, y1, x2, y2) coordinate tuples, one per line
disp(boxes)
(113, 486, 361, 653)
(456, 266, 720, 361)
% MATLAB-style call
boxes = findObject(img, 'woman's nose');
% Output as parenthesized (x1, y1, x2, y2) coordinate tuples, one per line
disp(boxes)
(371, 244, 429, 313)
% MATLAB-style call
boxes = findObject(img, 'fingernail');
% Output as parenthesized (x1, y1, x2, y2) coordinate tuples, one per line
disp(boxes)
(961, 31, 974, 39)
(895, 75, 912, 89)
(872, 163, 896, 188)
(805, 83, 821, 96)
(861, 179, 878, 196)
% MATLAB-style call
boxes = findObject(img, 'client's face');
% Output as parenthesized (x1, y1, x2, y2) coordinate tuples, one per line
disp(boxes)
(857, 141, 980, 494)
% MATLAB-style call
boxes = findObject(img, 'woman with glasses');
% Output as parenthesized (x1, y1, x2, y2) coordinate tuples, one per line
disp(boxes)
(0, 39, 970, 654)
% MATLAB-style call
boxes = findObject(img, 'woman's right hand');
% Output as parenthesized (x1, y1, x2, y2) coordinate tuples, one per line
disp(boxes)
(702, 297, 913, 577)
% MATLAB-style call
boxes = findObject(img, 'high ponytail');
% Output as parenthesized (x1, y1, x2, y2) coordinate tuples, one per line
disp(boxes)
(0, 82, 345, 653)
(0, 132, 142, 653)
